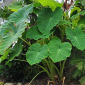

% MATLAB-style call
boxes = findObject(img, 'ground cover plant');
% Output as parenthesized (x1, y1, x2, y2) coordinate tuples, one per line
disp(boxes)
(0, 0, 85, 84)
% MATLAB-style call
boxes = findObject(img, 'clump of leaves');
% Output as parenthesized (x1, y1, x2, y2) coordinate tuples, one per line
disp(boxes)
(24, 0, 33, 4)
(0, 6, 13, 19)
(0, 60, 41, 82)
(70, 47, 85, 84)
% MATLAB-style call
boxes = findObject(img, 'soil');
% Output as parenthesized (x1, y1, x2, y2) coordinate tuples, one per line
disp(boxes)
(30, 76, 79, 85)
(0, 68, 79, 85)
(0, 74, 79, 85)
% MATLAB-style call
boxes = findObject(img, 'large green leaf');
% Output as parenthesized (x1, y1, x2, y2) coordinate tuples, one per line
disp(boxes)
(26, 43, 48, 65)
(0, 4, 33, 38)
(26, 26, 52, 40)
(65, 27, 85, 50)
(6, 43, 22, 64)
(37, 7, 63, 35)
(8, 4, 33, 25)
(0, 22, 26, 55)
(48, 39, 72, 62)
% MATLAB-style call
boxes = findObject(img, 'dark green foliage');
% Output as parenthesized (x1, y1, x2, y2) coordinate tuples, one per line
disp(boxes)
(24, 0, 33, 4)
(70, 47, 85, 84)
(0, 6, 13, 19)
(0, 61, 41, 82)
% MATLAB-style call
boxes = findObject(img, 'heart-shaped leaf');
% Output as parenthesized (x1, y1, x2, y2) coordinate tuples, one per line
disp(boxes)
(48, 39, 72, 62)
(37, 7, 63, 35)
(26, 43, 48, 65)
(65, 27, 85, 50)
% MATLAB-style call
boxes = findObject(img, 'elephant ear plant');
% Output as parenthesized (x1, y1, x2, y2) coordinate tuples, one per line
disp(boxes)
(0, 0, 85, 84)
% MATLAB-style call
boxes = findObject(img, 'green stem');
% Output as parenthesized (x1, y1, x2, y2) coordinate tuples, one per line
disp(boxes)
(43, 39, 44, 44)
(48, 37, 50, 41)
(54, 64, 61, 79)
(60, 61, 61, 72)
(52, 33, 54, 39)
(41, 59, 48, 71)
(38, 65, 52, 80)
(20, 53, 26, 55)
(28, 70, 45, 85)
(48, 58, 56, 81)
(20, 37, 31, 46)
(61, 59, 67, 80)
(60, 61, 62, 80)
(13, 59, 27, 62)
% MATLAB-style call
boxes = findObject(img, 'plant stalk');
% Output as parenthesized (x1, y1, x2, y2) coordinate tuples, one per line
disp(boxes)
(20, 37, 31, 46)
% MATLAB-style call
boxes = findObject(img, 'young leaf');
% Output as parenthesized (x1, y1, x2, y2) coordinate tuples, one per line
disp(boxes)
(65, 27, 85, 50)
(0, 22, 26, 55)
(37, 7, 63, 35)
(48, 39, 72, 62)
(26, 43, 48, 65)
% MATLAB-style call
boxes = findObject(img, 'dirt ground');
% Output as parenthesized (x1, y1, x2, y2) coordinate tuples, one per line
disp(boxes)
(0, 74, 79, 85)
